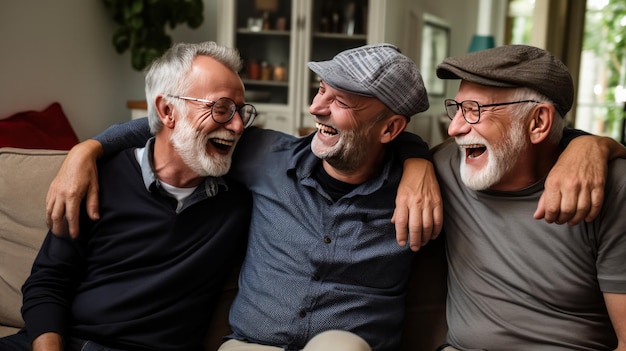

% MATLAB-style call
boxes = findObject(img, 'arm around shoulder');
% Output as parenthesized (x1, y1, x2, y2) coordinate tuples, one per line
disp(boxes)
(46, 139, 104, 239)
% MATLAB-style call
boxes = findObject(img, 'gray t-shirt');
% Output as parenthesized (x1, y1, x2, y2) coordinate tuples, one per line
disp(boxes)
(434, 140, 626, 350)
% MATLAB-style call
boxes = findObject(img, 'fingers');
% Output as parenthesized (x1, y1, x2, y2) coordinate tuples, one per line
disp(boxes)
(537, 179, 604, 225)
(393, 205, 443, 252)
(86, 181, 101, 221)
(582, 187, 604, 223)
(432, 203, 443, 240)
(392, 208, 409, 248)
(408, 205, 425, 252)
(565, 187, 592, 225)
(46, 196, 69, 237)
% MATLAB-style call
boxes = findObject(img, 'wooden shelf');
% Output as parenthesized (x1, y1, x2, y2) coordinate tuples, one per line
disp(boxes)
(126, 100, 147, 110)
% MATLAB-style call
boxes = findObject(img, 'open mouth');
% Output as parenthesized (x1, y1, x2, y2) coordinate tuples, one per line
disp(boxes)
(461, 144, 487, 159)
(210, 137, 234, 151)
(316, 122, 338, 137)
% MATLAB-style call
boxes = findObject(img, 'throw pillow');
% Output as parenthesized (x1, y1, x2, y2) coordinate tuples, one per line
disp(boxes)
(0, 102, 79, 150)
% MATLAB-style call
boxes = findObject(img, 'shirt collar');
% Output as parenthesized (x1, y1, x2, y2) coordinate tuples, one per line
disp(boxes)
(290, 135, 396, 198)
(138, 137, 228, 198)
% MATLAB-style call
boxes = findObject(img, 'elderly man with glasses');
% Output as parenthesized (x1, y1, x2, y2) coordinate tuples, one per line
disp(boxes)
(432, 45, 626, 351)
(0, 41, 255, 351)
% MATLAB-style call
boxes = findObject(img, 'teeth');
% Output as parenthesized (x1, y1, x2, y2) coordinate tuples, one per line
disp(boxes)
(211, 138, 234, 147)
(460, 143, 484, 149)
(316, 122, 338, 136)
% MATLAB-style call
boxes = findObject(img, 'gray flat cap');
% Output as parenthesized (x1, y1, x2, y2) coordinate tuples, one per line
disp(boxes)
(436, 45, 573, 117)
(308, 43, 429, 117)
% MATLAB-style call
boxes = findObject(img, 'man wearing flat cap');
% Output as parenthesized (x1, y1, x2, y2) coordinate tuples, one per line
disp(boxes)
(41, 43, 441, 351)
(432, 44, 626, 350)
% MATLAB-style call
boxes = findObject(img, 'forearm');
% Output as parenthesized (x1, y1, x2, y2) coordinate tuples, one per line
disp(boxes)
(560, 128, 626, 160)
(600, 135, 626, 160)
(604, 292, 626, 351)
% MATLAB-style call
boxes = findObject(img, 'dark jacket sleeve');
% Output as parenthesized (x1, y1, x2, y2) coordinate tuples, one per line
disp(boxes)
(93, 117, 152, 159)
(560, 127, 590, 148)
(389, 131, 432, 162)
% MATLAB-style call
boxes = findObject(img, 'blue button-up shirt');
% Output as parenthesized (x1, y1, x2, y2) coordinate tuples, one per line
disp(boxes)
(227, 128, 419, 351)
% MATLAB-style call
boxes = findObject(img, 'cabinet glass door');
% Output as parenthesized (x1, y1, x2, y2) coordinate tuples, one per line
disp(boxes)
(235, 0, 293, 105)
(305, 0, 369, 106)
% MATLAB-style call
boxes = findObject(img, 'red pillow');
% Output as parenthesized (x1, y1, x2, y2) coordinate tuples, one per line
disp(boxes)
(0, 102, 79, 150)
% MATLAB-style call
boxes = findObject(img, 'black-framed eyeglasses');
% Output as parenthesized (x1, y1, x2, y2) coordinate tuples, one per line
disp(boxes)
(167, 94, 257, 128)
(444, 99, 541, 124)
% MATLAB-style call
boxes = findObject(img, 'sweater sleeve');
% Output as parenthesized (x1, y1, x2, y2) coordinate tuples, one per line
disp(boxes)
(93, 117, 152, 159)
(21, 232, 88, 343)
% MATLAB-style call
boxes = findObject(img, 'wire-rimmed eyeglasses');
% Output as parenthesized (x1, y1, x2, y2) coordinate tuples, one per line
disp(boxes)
(167, 94, 257, 128)
(444, 99, 541, 124)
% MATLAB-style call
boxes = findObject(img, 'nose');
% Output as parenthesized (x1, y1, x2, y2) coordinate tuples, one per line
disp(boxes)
(226, 111, 245, 134)
(309, 92, 331, 116)
(447, 109, 471, 137)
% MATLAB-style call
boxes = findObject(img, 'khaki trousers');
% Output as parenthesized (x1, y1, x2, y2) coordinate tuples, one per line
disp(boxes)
(218, 330, 372, 351)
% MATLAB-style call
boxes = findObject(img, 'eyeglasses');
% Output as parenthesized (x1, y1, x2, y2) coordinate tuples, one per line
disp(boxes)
(444, 99, 541, 124)
(167, 95, 257, 128)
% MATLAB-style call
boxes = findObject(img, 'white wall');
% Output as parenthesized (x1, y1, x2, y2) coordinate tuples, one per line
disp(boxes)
(0, 0, 217, 141)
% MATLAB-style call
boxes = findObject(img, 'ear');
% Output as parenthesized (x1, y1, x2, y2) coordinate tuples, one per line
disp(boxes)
(528, 103, 554, 145)
(155, 95, 175, 128)
(379, 114, 408, 144)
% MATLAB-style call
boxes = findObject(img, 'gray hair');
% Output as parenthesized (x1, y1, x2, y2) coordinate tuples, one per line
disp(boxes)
(509, 87, 564, 145)
(144, 41, 243, 133)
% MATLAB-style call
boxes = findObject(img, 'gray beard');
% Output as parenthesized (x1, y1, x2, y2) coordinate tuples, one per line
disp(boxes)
(311, 129, 370, 173)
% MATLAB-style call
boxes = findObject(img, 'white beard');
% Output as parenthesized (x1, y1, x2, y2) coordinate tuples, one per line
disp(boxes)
(170, 116, 234, 177)
(457, 119, 526, 190)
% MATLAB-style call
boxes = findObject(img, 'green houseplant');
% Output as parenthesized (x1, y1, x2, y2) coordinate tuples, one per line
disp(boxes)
(103, 0, 204, 71)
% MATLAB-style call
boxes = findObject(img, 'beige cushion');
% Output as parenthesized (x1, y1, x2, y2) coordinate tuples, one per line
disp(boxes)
(0, 147, 67, 330)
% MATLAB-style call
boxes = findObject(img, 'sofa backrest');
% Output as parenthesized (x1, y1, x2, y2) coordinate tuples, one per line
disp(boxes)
(0, 147, 68, 330)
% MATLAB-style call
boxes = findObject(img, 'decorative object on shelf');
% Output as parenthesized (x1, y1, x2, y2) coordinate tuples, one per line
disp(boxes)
(103, 0, 204, 71)
(260, 61, 272, 80)
(319, 0, 366, 34)
(420, 14, 450, 97)
(247, 59, 261, 80)
(273, 63, 287, 82)
(275, 17, 287, 31)
(468, 35, 496, 52)
(247, 17, 264, 31)
(254, 0, 278, 31)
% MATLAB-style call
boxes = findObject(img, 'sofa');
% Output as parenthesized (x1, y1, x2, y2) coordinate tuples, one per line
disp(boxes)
(0, 146, 449, 350)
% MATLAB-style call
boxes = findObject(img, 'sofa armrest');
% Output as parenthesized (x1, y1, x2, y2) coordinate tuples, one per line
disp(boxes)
(0, 148, 68, 330)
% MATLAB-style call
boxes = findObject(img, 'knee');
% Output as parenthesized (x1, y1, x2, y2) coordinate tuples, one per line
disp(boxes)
(302, 330, 371, 351)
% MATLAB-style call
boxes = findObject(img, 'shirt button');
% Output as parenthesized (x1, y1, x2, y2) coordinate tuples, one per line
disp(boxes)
(323, 236, 331, 244)
(299, 310, 307, 318)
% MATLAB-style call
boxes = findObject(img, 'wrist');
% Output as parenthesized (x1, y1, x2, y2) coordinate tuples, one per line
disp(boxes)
(73, 139, 104, 160)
